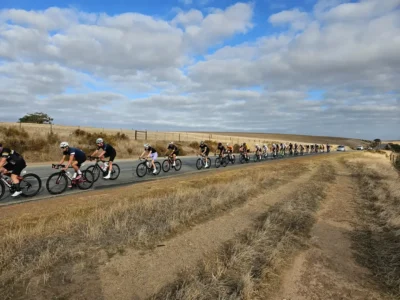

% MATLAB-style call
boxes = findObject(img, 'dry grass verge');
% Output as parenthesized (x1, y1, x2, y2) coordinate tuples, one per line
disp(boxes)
(151, 163, 336, 300)
(344, 155, 400, 297)
(0, 160, 308, 299)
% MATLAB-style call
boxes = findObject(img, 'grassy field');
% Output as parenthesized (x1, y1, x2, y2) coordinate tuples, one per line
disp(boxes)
(0, 122, 359, 163)
(0, 152, 398, 299)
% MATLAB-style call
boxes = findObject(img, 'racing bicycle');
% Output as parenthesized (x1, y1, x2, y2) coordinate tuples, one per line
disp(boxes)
(46, 164, 94, 195)
(162, 156, 182, 172)
(215, 154, 228, 168)
(196, 154, 211, 170)
(239, 153, 250, 163)
(86, 156, 120, 182)
(0, 172, 42, 200)
(136, 158, 161, 177)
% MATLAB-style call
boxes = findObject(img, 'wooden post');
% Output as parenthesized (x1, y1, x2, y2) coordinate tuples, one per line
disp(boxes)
(50, 123, 53, 134)
(145, 131, 147, 141)
(135, 130, 137, 140)
(19, 122, 22, 129)
(179, 133, 181, 142)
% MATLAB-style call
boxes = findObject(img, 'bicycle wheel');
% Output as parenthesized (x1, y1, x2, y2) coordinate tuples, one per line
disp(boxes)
(86, 165, 101, 182)
(239, 155, 244, 164)
(20, 174, 42, 197)
(196, 158, 203, 170)
(109, 164, 120, 180)
(206, 158, 211, 168)
(153, 162, 162, 175)
(162, 160, 171, 172)
(0, 181, 5, 200)
(222, 157, 228, 167)
(174, 159, 182, 171)
(215, 157, 221, 168)
(136, 162, 147, 177)
(230, 155, 236, 164)
(46, 172, 68, 195)
(77, 170, 94, 190)
(253, 155, 257, 162)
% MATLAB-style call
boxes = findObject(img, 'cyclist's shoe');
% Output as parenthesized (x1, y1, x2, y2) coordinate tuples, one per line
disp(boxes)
(205, 163, 209, 168)
(75, 174, 82, 180)
(153, 169, 157, 174)
(11, 190, 22, 197)
(103, 173, 111, 179)
(172, 162, 176, 167)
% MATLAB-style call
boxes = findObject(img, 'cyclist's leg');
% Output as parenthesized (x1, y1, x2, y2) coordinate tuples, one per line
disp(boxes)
(151, 153, 158, 172)
(9, 160, 26, 196)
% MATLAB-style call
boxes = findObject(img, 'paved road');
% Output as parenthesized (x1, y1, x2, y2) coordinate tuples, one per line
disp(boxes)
(0, 151, 340, 207)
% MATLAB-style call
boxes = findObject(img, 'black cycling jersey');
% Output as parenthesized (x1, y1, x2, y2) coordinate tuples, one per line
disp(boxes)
(168, 144, 179, 152)
(199, 144, 209, 152)
(217, 145, 225, 153)
(1, 148, 23, 164)
(97, 143, 116, 156)
(146, 146, 157, 153)
(63, 147, 86, 161)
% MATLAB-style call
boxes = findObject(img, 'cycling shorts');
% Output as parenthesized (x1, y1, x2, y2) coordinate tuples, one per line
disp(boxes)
(4, 159, 27, 176)
(150, 152, 158, 160)
(76, 154, 87, 167)
(105, 149, 117, 162)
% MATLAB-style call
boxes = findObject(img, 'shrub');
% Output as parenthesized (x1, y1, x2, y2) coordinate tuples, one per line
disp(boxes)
(0, 127, 29, 139)
(189, 141, 199, 149)
(127, 148, 133, 155)
(233, 144, 241, 153)
(47, 132, 60, 145)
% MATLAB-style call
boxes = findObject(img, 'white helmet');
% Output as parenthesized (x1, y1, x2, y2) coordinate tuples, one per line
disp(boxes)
(256, 144, 259, 147)
(169, 142, 174, 145)
(144, 143, 150, 148)
(60, 141, 69, 148)
(226, 143, 229, 146)
(96, 138, 104, 144)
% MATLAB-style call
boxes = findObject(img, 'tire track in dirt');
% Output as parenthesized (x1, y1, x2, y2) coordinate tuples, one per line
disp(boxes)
(271, 160, 394, 300)
(96, 163, 321, 300)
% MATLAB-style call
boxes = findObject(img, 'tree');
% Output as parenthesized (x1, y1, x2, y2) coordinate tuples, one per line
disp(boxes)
(19, 112, 54, 124)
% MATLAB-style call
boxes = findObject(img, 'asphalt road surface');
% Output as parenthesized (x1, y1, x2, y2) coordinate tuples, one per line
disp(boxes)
(0, 151, 340, 207)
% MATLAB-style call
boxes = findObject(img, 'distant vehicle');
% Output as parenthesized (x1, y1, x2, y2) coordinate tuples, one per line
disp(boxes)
(337, 145, 346, 152)
(356, 146, 364, 150)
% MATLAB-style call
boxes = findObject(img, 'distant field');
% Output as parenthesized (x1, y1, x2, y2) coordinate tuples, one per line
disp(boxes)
(195, 131, 368, 148)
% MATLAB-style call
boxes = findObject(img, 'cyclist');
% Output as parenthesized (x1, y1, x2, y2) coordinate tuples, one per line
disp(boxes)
(294, 143, 298, 154)
(272, 143, 276, 157)
(216, 142, 226, 158)
(140, 144, 158, 174)
(90, 138, 116, 179)
(242, 142, 249, 160)
(58, 142, 86, 181)
(262, 144, 268, 157)
(255, 144, 262, 159)
(300, 144, 304, 154)
(199, 141, 210, 168)
(226, 143, 233, 160)
(306, 144, 310, 153)
(165, 142, 179, 167)
(315, 144, 319, 153)
(280, 143, 286, 156)
(311, 144, 314, 153)
(327, 144, 331, 152)
(276, 143, 280, 156)
(0, 143, 27, 197)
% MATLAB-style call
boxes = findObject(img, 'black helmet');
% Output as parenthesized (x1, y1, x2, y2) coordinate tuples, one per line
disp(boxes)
(218, 142, 222, 147)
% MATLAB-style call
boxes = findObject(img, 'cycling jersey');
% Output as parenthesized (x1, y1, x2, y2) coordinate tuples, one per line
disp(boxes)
(217, 145, 226, 154)
(146, 146, 157, 154)
(63, 147, 86, 162)
(97, 143, 116, 157)
(168, 144, 179, 152)
(1, 148, 23, 164)
(200, 144, 209, 154)
(227, 146, 233, 152)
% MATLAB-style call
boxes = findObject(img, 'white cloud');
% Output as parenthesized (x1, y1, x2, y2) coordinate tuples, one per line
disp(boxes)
(0, 1, 399, 139)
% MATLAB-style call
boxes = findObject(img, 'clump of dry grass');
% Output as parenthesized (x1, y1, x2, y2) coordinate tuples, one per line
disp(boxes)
(0, 162, 307, 299)
(345, 155, 400, 297)
(151, 163, 336, 300)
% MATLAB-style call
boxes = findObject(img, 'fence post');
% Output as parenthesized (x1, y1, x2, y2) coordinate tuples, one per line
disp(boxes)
(19, 122, 22, 129)
(135, 130, 137, 140)
(145, 131, 148, 141)
(179, 133, 181, 142)
(50, 123, 53, 134)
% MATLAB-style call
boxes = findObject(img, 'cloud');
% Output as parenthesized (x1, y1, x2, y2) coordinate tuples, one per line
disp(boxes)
(0, 1, 399, 139)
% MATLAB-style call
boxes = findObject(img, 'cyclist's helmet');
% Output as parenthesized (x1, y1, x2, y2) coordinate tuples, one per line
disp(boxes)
(256, 144, 259, 147)
(243, 142, 246, 145)
(60, 141, 69, 148)
(226, 143, 229, 146)
(144, 143, 150, 149)
(169, 142, 174, 145)
(200, 141, 204, 145)
(96, 138, 104, 144)
(218, 142, 222, 147)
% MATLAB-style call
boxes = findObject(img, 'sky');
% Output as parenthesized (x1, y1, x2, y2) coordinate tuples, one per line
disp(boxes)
(0, 0, 399, 139)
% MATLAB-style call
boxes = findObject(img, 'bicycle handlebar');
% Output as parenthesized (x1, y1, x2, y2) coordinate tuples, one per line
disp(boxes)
(52, 164, 66, 169)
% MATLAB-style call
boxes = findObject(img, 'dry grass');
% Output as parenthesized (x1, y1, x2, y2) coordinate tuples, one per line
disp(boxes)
(0, 159, 309, 299)
(150, 163, 336, 300)
(344, 154, 400, 297)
